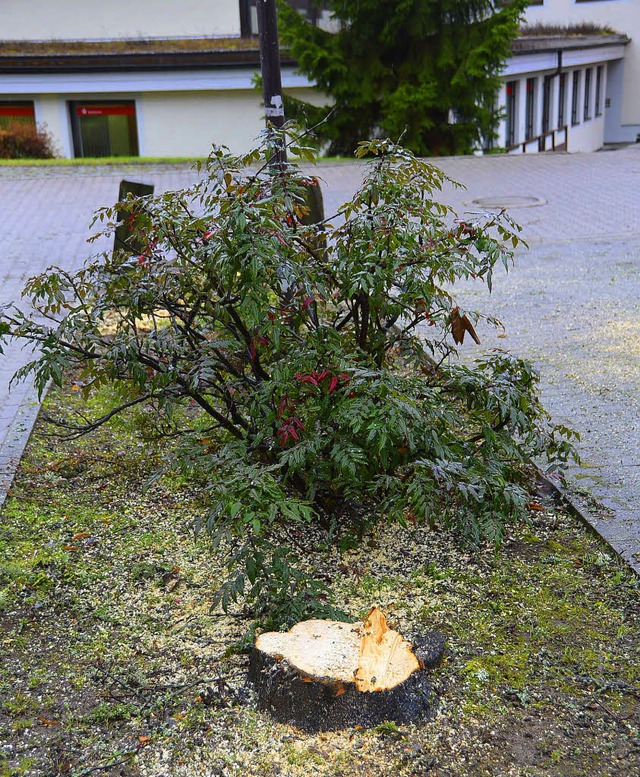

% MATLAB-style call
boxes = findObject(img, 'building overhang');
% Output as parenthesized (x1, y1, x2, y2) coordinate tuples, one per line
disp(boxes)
(512, 33, 630, 56)
(0, 65, 312, 95)
(504, 33, 629, 77)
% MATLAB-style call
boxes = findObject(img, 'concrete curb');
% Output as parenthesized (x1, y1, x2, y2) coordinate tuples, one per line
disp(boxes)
(536, 468, 640, 578)
(0, 379, 44, 512)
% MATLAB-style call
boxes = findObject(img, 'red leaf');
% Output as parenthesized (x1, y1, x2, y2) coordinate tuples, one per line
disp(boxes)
(296, 374, 319, 386)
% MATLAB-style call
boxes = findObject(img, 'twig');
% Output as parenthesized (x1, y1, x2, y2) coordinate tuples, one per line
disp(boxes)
(577, 675, 640, 698)
(592, 698, 635, 726)
(73, 748, 137, 776)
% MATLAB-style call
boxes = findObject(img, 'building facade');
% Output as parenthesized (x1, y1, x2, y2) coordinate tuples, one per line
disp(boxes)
(496, 0, 638, 153)
(494, 31, 628, 153)
(524, 0, 640, 145)
(1, 1, 638, 158)
(0, 1, 324, 158)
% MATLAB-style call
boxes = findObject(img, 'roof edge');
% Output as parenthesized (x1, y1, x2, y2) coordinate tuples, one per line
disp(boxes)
(512, 32, 630, 55)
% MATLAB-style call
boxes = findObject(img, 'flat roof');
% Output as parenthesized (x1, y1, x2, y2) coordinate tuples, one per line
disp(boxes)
(0, 36, 272, 73)
(0, 32, 630, 74)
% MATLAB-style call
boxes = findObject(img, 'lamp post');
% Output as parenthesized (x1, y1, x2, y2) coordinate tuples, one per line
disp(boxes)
(256, 0, 287, 166)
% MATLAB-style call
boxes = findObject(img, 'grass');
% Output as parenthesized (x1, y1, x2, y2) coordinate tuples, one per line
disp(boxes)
(0, 154, 353, 168)
(518, 23, 618, 38)
(0, 37, 261, 57)
(0, 378, 638, 776)
(0, 156, 204, 168)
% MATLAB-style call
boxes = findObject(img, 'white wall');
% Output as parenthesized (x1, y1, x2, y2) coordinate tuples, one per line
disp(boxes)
(12, 84, 327, 159)
(139, 90, 264, 157)
(3, 0, 241, 40)
(34, 95, 74, 157)
(497, 70, 609, 153)
(130, 85, 331, 156)
(524, 0, 639, 138)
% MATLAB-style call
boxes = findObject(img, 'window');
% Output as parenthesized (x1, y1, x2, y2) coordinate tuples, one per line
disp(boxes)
(542, 76, 552, 134)
(239, 0, 255, 35)
(595, 66, 604, 115)
(558, 73, 566, 128)
(69, 101, 138, 158)
(505, 81, 517, 147)
(571, 71, 580, 126)
(241, 0, 325, 36)
(0, 100, 35, 130)
(584, 68, 592, 120)
(525, 77, 536, 140)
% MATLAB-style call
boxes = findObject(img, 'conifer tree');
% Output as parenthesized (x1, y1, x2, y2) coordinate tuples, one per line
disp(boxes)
(278, 0, 526, 155)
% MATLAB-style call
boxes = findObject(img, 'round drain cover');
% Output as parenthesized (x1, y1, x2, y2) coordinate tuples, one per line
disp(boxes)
(466, 195, 546, 209)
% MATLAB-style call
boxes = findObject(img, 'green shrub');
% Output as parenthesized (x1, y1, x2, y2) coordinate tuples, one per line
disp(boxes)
(0, 120, 55, 159)
(1, 131, 576, 626)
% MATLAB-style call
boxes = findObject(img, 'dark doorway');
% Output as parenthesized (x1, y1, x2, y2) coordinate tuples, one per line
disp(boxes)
(525, 78, 536, 140)
(505, 81, 517, 147)
(69, 101, 139, 158)
(542, 76, 552, 134)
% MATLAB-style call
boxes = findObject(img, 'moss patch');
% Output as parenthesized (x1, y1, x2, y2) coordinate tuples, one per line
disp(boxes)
(0, 380, 638, 776)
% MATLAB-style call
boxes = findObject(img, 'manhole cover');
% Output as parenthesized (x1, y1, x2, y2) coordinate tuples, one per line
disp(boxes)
(466, 195, 546, 209)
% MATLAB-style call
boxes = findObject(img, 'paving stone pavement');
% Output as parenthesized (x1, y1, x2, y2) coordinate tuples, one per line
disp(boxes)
(0, 149, 639, 573)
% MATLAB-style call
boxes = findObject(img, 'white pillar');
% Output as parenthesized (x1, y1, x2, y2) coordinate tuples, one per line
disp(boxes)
(577, 68, 585, 126)
(534, 76, 544, 140)
(34, 95, 73, 158)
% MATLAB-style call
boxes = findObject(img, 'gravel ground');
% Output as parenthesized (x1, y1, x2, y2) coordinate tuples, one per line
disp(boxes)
(0, 380, 638, 777)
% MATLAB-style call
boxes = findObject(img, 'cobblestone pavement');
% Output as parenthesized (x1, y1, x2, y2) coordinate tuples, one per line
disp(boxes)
(1, 148, 639, 572)
(431, 148, 640, 573)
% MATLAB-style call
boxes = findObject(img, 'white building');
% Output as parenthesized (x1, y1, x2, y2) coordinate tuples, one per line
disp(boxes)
(495, 30, 629, 154)
(523, 0, 640, 146)
(0, 0, 323, 158)
(0, 1, 638, 158)
(496, 0, 640, 154)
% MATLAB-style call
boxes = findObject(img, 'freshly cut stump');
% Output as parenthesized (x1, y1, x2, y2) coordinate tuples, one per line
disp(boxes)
(250, 607, 444, 731)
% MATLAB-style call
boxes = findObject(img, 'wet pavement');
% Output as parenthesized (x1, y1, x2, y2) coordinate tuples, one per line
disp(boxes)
(0, 148, 639, 572)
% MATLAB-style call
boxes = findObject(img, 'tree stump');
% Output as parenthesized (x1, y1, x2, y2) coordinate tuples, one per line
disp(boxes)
(249, 607, 445, 731)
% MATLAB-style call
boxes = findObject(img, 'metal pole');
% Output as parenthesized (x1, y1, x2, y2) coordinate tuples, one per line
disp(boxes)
(256, 0, 287, 166)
